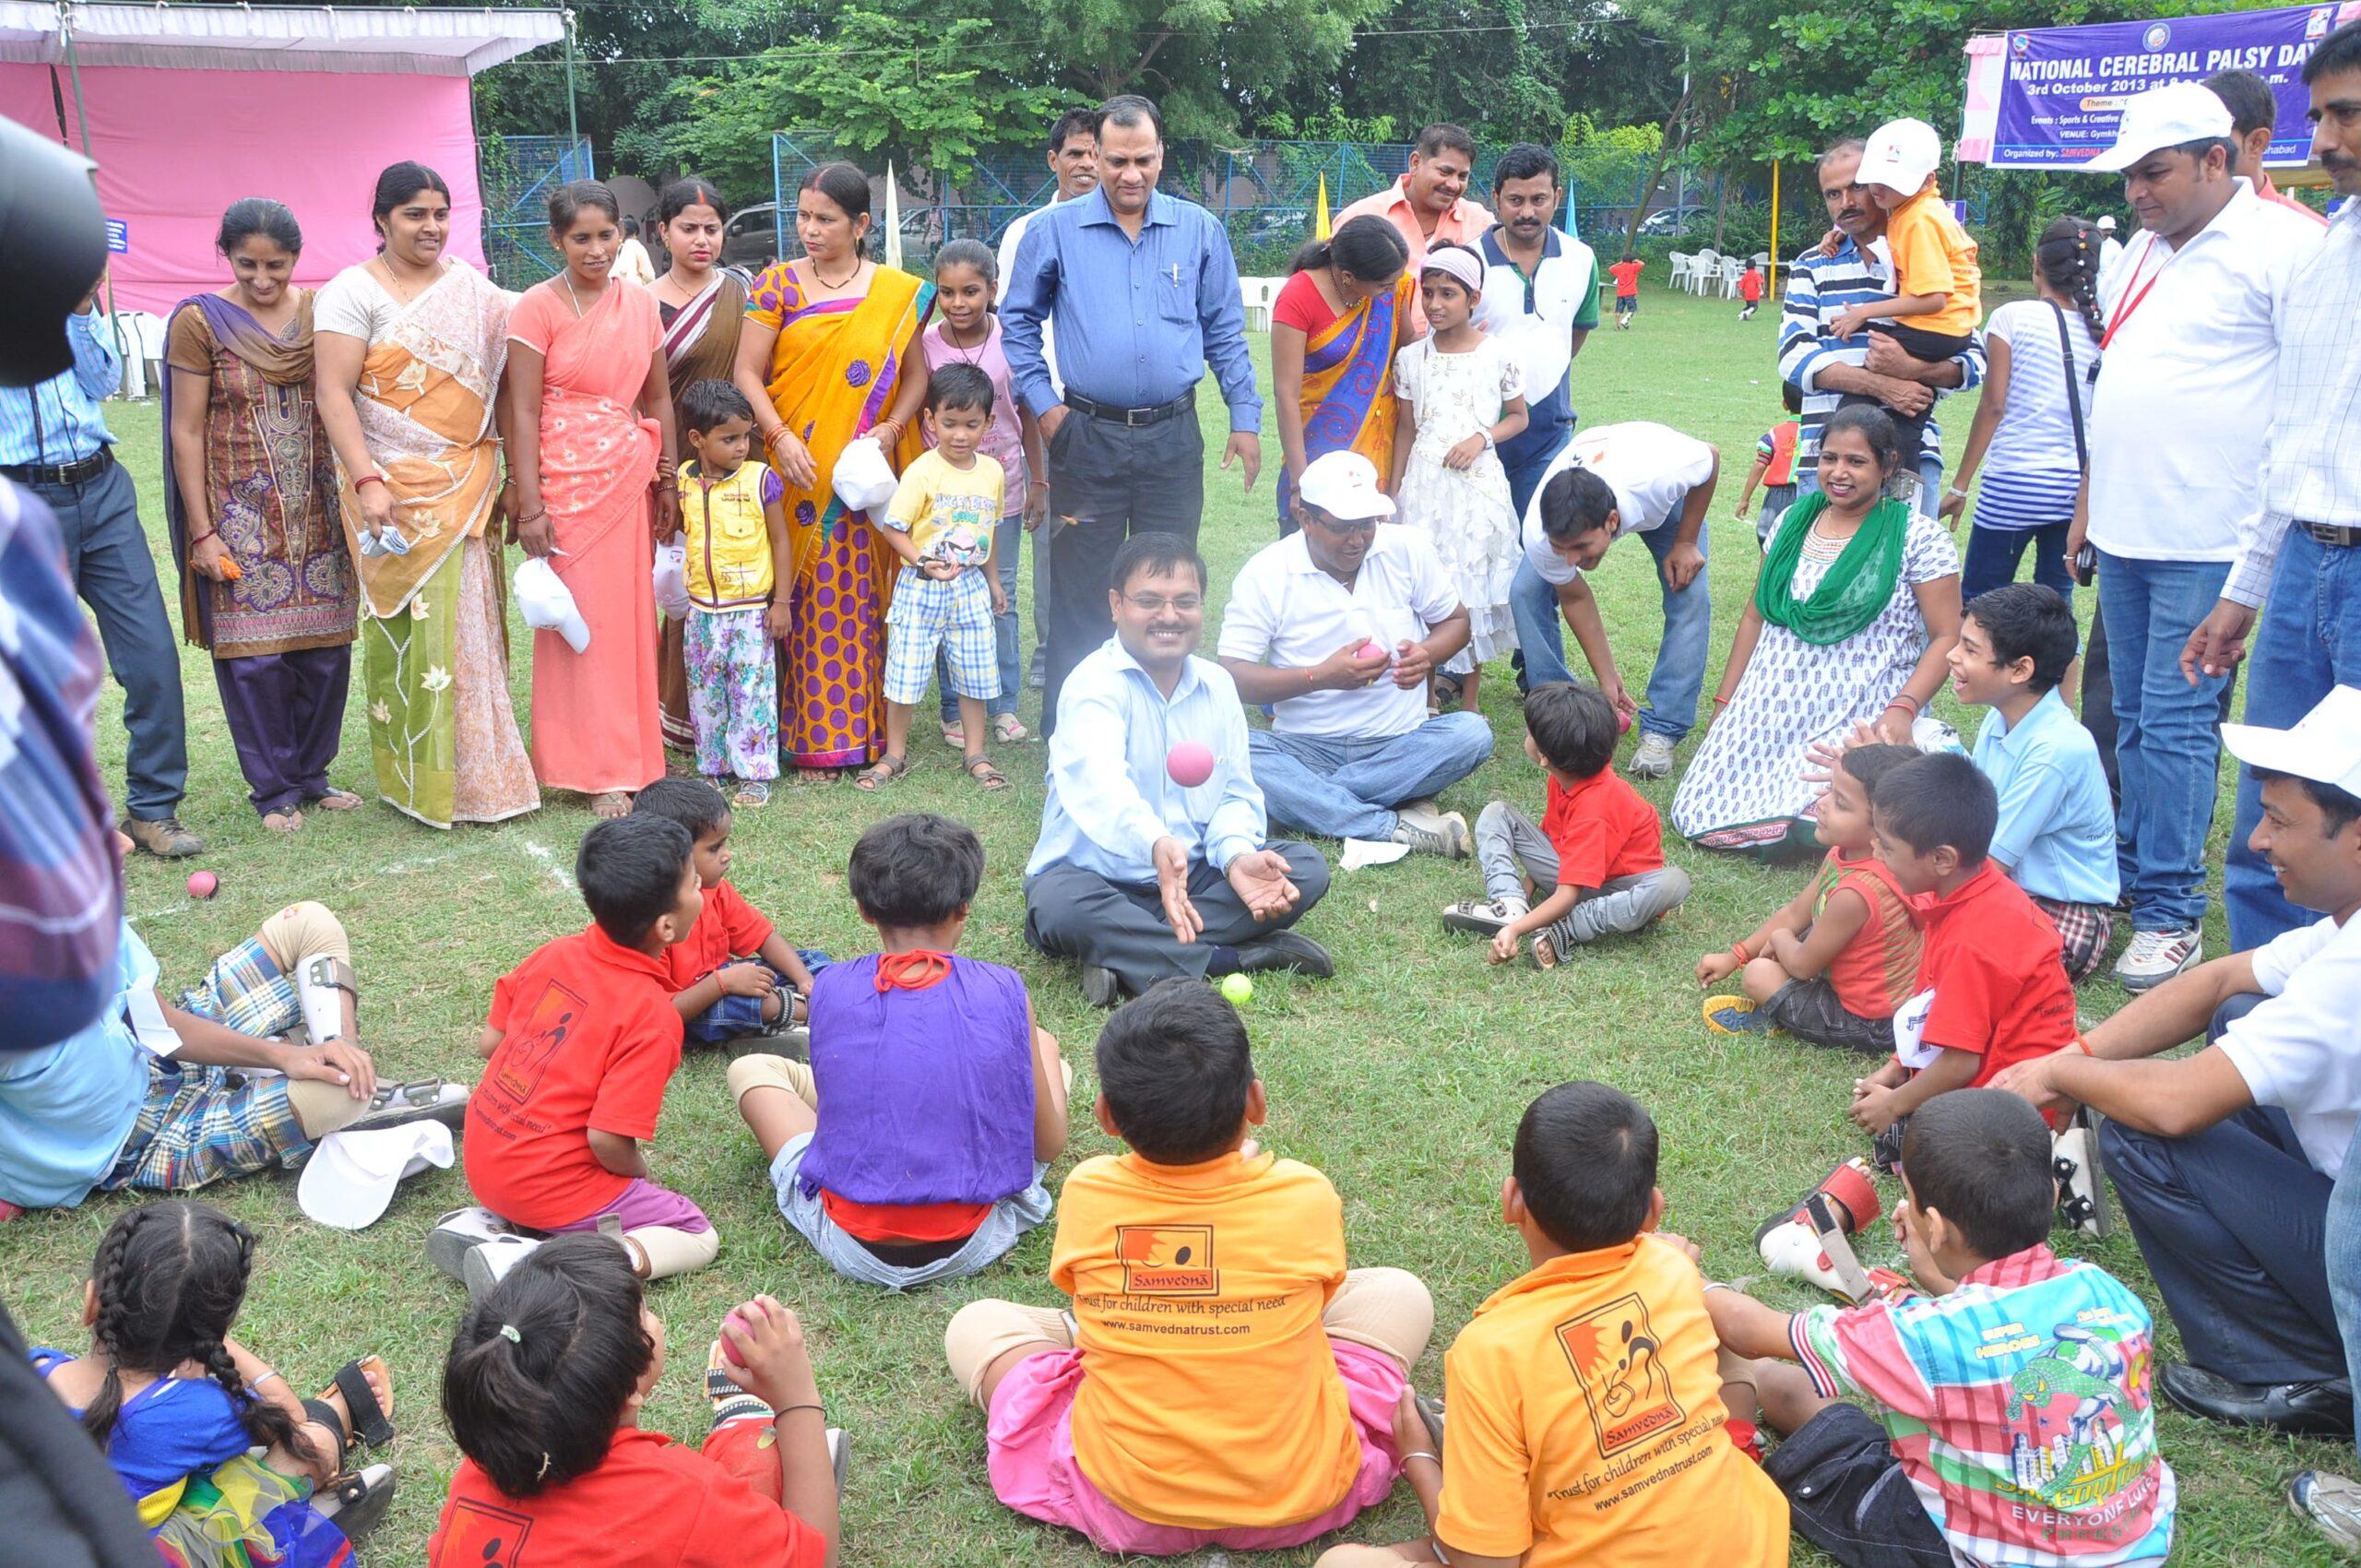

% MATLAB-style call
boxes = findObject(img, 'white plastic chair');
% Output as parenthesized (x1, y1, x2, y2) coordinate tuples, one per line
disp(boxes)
(101, 312, 167, 399)
(1689, 249, 1719, 294)
(1240, 276, 1283, 331)
(1718, 256, 1746, 298)
(1667, 251, 1695, 291)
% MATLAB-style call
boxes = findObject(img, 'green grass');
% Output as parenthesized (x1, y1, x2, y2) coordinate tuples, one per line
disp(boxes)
(3, 285, 2326, 1566)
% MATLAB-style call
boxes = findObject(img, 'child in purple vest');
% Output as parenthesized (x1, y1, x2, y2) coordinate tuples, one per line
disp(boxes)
(727, 812, 1070, 1289)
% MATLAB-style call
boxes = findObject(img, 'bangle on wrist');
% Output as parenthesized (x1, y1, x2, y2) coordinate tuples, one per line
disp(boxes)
(1731, 940, 1751, 962)
(1945, 485, 1967, 498)
(1401, 1449, 1441, 1467)
(1886, 692, 1921, 715)
(187, 529, 218, 547)
(774, 1402, 824, 1418)
(2071, 1036, 2094, 1056)
(353, 473, 385, 491)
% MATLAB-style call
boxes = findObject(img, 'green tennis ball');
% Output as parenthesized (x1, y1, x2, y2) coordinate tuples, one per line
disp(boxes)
(1219, 973, 1253, 1004)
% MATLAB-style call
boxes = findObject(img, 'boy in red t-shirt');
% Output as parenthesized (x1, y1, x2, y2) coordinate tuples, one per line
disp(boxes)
(1442, 682, 1691, 968)
(1737, 261, 1764, 318)
(1852, 753, 2080, 1167)
(1698, 742, 1922, 1054)
(430, 814, 718, 1300)
(634, 778, 819, 1047)
(1607, 255, 1643, 327)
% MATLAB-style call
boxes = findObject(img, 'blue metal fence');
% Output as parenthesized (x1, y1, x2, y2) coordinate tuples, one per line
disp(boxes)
(480, 135, 596, 290)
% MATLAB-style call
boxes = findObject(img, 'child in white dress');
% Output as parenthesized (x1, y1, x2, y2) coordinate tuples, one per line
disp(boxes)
(1388, 244, 1528, 714)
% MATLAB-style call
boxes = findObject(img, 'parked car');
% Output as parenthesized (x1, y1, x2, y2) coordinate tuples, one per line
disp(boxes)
(1636, 204, 1705, 236)
(718, 200, 947, 273)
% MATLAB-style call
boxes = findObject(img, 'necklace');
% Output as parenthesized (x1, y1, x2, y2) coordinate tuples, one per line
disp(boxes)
(561, 271, 599, 318)
(938, 317, 990, 364)
(374, 255, 439, 303)
(807, 255, 862, 291)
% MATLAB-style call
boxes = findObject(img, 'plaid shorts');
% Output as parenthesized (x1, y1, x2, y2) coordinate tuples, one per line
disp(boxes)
(176, 934, 301, 1038)
(2032, 896, 2115, 983)
(885, 567, 998, 705)
(102, 1057, 308, 1193)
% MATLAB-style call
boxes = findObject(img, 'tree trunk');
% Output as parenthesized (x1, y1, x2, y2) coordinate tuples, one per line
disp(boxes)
(1623, 83, 1691, 258)
(1711, 172, 1731, 248)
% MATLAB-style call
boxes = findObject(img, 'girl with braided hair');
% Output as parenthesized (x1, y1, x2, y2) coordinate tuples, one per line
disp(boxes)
(29, 1200, 397, 1564)
(1941, 215, 2106, 605)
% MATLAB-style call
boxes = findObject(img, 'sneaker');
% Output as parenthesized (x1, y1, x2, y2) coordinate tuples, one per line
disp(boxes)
(1081, 964, 1125, 1008)
(827, 1427, 850, 1497)
(1703, 995, 1783, 1036)
(1233, 930, 1335, 979)
(1441, 896, 1527, 935)
(1392, 808, 1471, 858)
(2289, 1470, 2361, 1551)
(461, 1233, 542, 1301)
(1628, 731, 1677, 779)
(427, 1206, 513, 1284)
(123, 814, 203, 859)
(2115, 927, 2201, 992)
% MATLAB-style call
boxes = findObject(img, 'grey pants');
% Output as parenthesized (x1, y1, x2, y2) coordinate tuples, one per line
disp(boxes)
(1023, 843, 1330, 997)
(1475, 800, 1691, 944)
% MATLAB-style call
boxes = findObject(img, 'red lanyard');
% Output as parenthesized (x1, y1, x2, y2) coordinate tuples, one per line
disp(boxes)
(874, 950, 952, 992)
(2100, 238, 2171, 350)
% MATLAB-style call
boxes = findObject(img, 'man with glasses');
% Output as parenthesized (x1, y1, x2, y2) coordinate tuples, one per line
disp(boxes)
(1025, 533, 1332, 1006)
(1216, 451, 1489, 855)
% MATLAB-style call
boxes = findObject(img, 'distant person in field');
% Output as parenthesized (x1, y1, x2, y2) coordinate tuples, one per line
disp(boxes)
(1606, 253, 1643, 327)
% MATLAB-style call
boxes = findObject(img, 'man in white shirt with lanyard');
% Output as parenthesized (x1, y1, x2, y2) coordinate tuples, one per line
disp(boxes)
(2066, 82, 2325, 992)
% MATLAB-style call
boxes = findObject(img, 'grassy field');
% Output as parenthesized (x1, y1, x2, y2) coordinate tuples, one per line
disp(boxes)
(2, 283, 2326, 1566)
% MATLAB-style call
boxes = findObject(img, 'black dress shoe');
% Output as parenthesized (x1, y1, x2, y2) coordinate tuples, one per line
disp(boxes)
(1232, 930, 1335, 979)
(2158, 1363, 2355, 1437)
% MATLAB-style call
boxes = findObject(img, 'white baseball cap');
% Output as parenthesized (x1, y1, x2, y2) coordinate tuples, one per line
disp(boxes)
(298, 1120, 455, 1230)
(1858, 119, 1943, 195)
(2096, 214, 2118, 231)
(2221, 686, 2361, 798)
(2086, 82, 2235, 172)
(1296, 451, 1396, 522)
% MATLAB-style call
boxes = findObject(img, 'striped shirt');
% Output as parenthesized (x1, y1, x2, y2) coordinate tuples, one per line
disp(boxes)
(1972, 300, 2101, 530)
(0, 311, 120, 469)
(1777, 236, 1985, 461)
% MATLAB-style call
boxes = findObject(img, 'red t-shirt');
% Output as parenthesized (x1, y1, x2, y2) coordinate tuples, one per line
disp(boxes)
(1539, 768, 1666, 891)
(1608, 259, 1644, 298)
(1738, 268, 1764, 302)
(1909, 863, 2078, 1113)
(1271, 269, 1342, 336)
(431, 1428, 825, 1568)
(661, 879, 777, 990)
(468, 924, 685, 1229)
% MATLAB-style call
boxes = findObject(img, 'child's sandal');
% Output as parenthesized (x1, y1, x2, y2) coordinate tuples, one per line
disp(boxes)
(301, 1355, 396, 1457)
(731, 780, 772, 807)
(964, 754, 1010, 792)
(314, 1462, 398, 1538)
(853, 754, 909, 791)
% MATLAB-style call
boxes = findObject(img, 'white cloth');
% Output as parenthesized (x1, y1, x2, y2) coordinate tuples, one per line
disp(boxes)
(2213, 911, 2361, 1178)
(1980, 298, 2100, 482)
(612, 237, 656, 287)
(1519, 422, 1716, 587)
(298, 1120, 455, 1230)
(1217, 526, 1461, 740)
(2084, 182, 2326, 563)
(998, 199, 1066, 398)
(1391, 337, 1524, 670)
(1473, 232, 1597, 412)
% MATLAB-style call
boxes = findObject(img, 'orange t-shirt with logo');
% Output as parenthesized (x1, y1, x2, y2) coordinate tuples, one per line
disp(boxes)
(1436, 1237, 1789, 1568)
(1049, 1149, 1358, 1529)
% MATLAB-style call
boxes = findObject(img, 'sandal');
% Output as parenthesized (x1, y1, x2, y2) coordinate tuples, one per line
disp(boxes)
(792, 766, 842, 788)
(964, 754, 1010, 792)
(301, 1355, 396, 1456)
(589, 790, 633, 819)
(992, 712, 1029, 744)
(303, 787, 365, 812)
(854, 754, 909, 792)
(346, 1079, 469, 1134)
(314, 1462, 397, 1538)
(941, 720, 967, 748)
(262, 809, 303, 834)
(732, 780, 772, 807)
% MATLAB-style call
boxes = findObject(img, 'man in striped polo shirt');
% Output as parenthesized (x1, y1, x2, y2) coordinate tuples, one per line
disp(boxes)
(1777, 137, 1986, 517)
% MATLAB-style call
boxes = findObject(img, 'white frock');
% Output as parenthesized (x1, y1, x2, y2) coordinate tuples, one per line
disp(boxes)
(1393, 335, 1525, 672)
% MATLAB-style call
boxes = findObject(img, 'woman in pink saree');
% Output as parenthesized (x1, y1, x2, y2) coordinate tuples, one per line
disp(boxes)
(507, 181, 681, 815)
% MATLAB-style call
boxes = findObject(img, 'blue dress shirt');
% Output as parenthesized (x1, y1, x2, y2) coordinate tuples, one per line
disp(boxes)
(1002, 187, 1262, 434)
(0, 311, 121, 469)
(0, 919, 151, 1209)
(1972, 688, 2120, 908)
(1026, 637, 1268, 883)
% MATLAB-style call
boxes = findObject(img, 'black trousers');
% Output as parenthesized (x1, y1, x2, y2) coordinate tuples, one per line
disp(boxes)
(1023, 844, 1329, 997)
(1041, 405, 1205, 737)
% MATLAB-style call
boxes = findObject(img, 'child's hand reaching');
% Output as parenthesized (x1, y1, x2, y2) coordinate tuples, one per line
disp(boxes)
(1696, 949, 1742, 988)
(717, 961, 777, 999)
(1488, 926, 1521, 965)
(1829, 304, 1878, 339)
(1849, 1081, 1906, 1134)
(1443, 433, 1489, 470)
(719, 1295, 822, 1412)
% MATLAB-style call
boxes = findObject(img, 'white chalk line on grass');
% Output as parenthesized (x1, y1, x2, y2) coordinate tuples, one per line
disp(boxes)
(516, 837, 577, 893)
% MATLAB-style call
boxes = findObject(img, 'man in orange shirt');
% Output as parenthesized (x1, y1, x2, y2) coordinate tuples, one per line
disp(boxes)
(1337, 125, 1493, 334)
(2206, 66, 2331, 229)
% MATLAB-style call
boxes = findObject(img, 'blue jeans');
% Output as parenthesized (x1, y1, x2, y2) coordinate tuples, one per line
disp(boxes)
(1509, 517, 1711, 742)
(1961, 519, 2076, 607)
(940, 512, 1022, 723)
(1247, 713, 1494, 840)
(1502, 427, 1571, 690)
(2096, 550, 2232, 932)
(2227, 527, 2361, 949)
(682, 950, 830, 1046)
(2329, 1117, 2361, 1456)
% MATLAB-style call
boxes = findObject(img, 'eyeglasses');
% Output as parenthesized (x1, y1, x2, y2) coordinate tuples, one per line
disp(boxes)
(1122, 592, 1203, 613)
(1304, 512, 1380, 537)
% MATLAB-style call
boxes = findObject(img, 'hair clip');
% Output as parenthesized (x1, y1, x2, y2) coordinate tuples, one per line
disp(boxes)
(498, 1324, 522, 1344)
(538, 1452, 554, 1480)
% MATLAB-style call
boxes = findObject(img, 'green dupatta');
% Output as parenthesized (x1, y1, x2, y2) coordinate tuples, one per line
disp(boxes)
(1755, 492, 1911, 646)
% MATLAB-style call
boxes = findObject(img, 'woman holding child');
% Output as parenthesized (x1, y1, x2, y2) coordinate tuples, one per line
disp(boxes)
(1671, 405, 1961, 857)
(733, 160, 935, 778)
(1271, 215, 1411, 534)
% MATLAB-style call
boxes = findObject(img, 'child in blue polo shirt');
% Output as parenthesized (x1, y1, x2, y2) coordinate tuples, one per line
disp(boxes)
(1948, 584, 2118, 981)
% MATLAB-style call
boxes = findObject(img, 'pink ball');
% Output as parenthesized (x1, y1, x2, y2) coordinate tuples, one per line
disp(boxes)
(721, 1313, 750, 1366)
(1166, 740, 1216, 790)
(1357, 639, 1385, 661)
(186, 870, 219, 900)
(1617, 707, 1634, 734)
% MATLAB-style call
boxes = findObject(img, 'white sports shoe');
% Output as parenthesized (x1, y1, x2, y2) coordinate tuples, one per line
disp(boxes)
(426, 1206, 512, 1284)
(1628, 731, 1677, 779)
(1393, 807, 1471, 858)
(461, 1233, 542, 1302)
(2114, 927, 2201, 992)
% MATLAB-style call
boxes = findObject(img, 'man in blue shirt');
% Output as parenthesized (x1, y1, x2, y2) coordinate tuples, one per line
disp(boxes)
(1025, 534, 1330, 1006)
(1003, 94, 1263, 737)
(1, 282, 196, 857)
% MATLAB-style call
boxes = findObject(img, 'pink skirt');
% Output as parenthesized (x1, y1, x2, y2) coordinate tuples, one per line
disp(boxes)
(985, 1341, 1406, 1554)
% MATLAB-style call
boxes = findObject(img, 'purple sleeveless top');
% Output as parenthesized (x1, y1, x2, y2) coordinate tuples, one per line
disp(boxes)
(797, 953, 1037, 1206)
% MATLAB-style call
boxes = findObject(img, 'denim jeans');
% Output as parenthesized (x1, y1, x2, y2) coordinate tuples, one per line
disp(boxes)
(2329, 1117, 2361, 1459)
(1247, 714, 1494, 840)
(1508, 514, 1712, 742)
(1961, 519, 2076, 607)
(2096, 549, 2233, 932)
(940, 511, 1023, 723)
(2226, 526, 2361, 949)
(1502, 428, 1570, 691)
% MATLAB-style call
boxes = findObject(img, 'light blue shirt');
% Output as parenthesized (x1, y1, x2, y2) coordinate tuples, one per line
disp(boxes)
(1973, 689, 2118, 908)
(1002, 187, 1261, 433)
(0, 920, 152, 1208)
(0, 311, 121, 469)
(1027, 638, 1267, 883)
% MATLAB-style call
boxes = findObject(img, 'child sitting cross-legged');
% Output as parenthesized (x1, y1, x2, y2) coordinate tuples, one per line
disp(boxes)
(1699, 742, 1922, 1052)
(430, 815, 718, 1300)
(634, 778, 819, 1048)
(1706, 1090, 2176, 1568)
(943, 980, 1436, 1554)
(1314, 1081, 1789, 1568)
(431, 1234, 842, 1568)
(1442, 681, 1691, 967)
(726, 812, 1066, 1290)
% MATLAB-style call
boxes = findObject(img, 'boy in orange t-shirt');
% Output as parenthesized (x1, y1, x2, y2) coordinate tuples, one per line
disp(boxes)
(633, 778, 819, 1046)
(430, 814, 718, 1300)
(1314, 1081, 1789, 1568)
(943, 980, 1435, 1553)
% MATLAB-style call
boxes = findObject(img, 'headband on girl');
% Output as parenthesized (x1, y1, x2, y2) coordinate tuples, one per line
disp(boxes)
(1421, 244, 1484, 295)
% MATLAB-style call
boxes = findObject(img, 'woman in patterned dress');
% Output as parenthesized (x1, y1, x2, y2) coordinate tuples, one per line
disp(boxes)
(163, 200, 357, 833)
(1671, 406, 1962, 858)
(732, 160, 933, 779)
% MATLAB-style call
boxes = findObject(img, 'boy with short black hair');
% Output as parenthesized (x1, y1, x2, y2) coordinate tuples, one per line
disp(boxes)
(435, 814, 718, 1299)
(1442, 681, 1691, 967)
(1851, 754, 2081, 1159)
(1316, 1080, 1788, 1568)
(632, 778, 818, 1046)
(1951, 584, 2118, 980)
(1706, 1090, 2176, 1568)
(943, 980, 1434, 1553)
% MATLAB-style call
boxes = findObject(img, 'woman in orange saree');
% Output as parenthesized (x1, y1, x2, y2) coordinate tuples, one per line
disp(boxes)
(1269, 216, 1411, 535)
(507, 181, 679, 816)
(734, 161, 932, 778)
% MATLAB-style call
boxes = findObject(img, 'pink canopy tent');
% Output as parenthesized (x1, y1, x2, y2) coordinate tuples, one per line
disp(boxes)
(0, 3, 564, 314)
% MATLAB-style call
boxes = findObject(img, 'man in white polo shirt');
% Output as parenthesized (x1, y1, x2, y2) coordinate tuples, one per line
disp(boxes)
(1217, 451, 1489, 855)
(2068, 82, 2327, 992)
(1514, 422, 1718, 779)
(1994, 686, 2361, 1443)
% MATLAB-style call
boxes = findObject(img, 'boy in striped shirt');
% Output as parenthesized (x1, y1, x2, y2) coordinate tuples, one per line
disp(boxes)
(1705, 1091, 2176, 1567)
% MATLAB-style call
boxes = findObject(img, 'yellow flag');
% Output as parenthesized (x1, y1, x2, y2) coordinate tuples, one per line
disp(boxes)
(1314, 172, 1332, 241)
